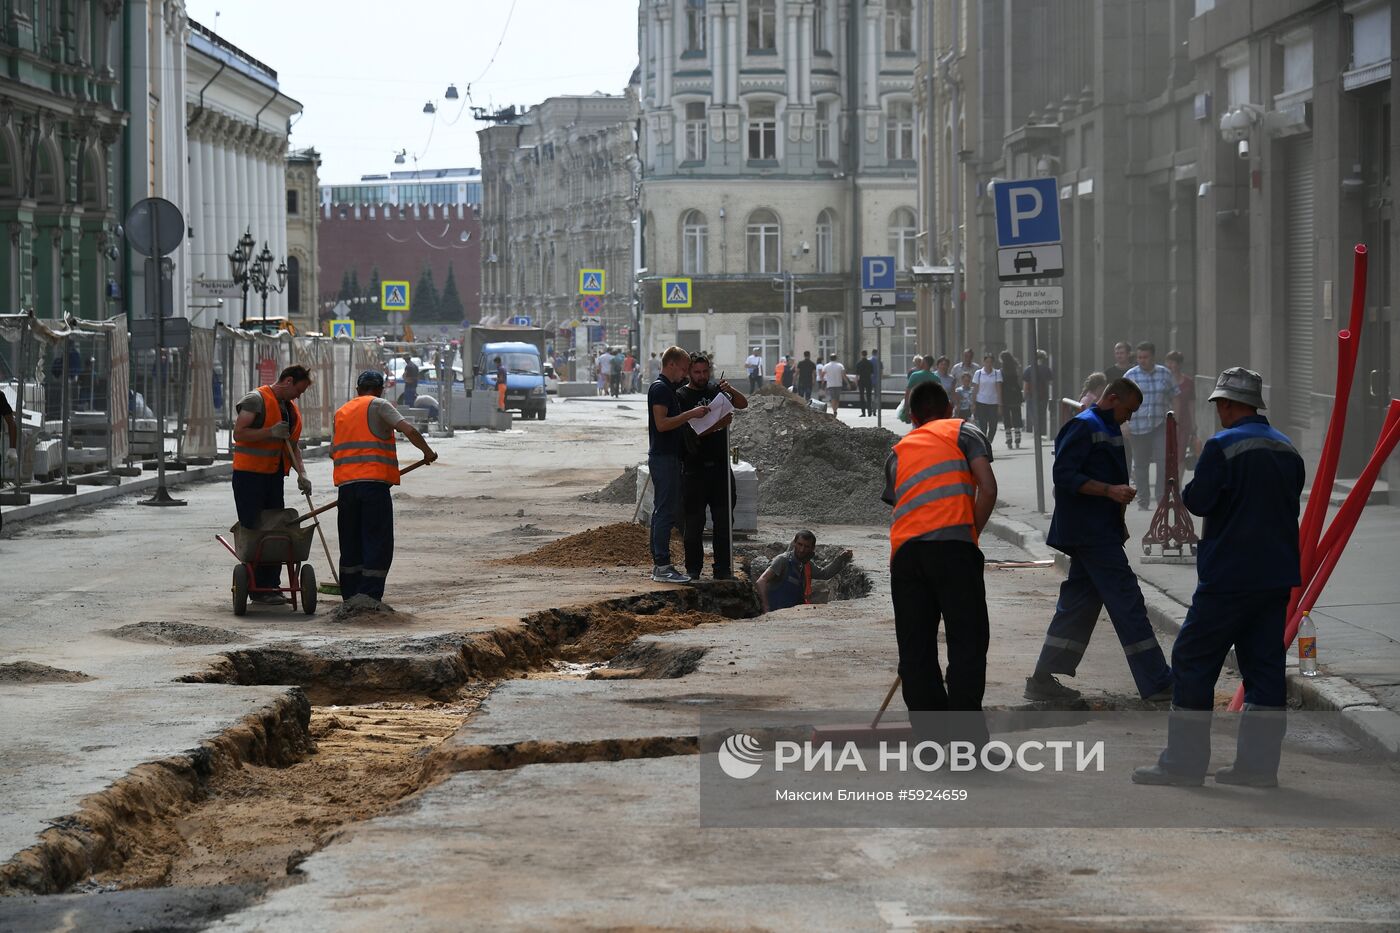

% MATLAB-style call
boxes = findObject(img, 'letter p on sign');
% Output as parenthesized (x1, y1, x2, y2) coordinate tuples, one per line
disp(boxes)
(993, 177, 1061, 248)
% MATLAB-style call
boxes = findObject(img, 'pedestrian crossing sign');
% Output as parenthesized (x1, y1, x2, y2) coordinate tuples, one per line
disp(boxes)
(578, 269, 605, 295)
(328, 319, 355, 338)
(661, 277, 692, 309)
(381, 280, 410, 311)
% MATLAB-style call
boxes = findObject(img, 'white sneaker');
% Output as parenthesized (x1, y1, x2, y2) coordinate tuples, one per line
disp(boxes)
(651, 565, 691, 584)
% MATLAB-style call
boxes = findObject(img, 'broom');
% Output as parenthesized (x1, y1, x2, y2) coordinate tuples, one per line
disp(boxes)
(289, 441, 342, 596)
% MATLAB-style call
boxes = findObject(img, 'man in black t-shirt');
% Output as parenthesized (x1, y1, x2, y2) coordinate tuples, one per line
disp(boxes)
(855, 350, 875, 416)
(795, 351, 817, 401)
(676, 352, 748, 580)
(648, 346, 710, 583)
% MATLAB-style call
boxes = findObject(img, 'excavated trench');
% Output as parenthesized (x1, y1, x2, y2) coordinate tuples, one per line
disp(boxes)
(3, 572, 877, 899)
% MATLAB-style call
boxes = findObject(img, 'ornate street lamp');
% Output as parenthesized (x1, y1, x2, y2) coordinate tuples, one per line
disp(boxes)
(249, 240, 289, 324)
(228, 228, 256, 323)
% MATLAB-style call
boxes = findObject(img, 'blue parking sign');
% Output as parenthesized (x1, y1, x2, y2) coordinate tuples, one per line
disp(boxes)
(993, 178, 1061, 247)
(861, 256, 896, 291)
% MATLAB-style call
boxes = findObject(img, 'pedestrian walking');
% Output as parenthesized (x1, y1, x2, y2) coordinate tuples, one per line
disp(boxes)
(972, 354, 1002, 443)
(780, 354, 795, 390)
(648, 346, 710, 584)
(609, 349, 624, 397)
(494, 356, 508, 412)
(756, 530, 852, 612)
(745, 347, 765, 392)
(795, 350, 816, 400)
(595, 348, 611, 396)
(331, 371, 438, 605)
(1079, 371, 1108, 411)
(676, 352, 748, 581)
(1104, 341, 1132, 384)
(1123, 341, 1179, 509)
(623, 350, 637, 393)
(899, 355, 935, 424)
(1164, 350, 1198, 469)
(882, 379, 998, 741)
(950, 348, 977, 385)
(1134, 368, 1304, 787)
(955, 372, 974, 420)
(645, 352, 661, 386)
(231, 366, 314, 604)
(399, 354, 419, 408)
(773, 355, 788, 390)
(933, 355, 955, 394)
(1026, 378, 1174, 702)
(999, 351, 1024, 449)
(1022, 349, 1056, 437)
(856, 349, 875, 416)
(823, 353, 848, 414)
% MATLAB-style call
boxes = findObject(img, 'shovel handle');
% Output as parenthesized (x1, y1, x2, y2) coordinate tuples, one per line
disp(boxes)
(870, 676, 902, 730)
(293, 458, 430, 523)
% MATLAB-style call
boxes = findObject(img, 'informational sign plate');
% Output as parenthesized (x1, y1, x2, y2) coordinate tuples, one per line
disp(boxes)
(992, 178, 1062, 248)
(328, 319, 355, 338)
(998, 285, 1064, 319)
(129, 316, 191, 351)
(578, 269, 606, 295)
(861, 309, 894, 328)
(861, 290, 896, 308)
(662, 277, 692, 309)
(192, 277, 244, 299)
(997, 244, 1064, 281)
(861, 256, 896, 291)
(381, 280, 410, 311)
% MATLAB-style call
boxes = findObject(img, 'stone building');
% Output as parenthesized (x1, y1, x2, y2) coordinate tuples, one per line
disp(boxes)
(478, 94, 639, 356)
(285, 147, 320, 332)
(0, 1, 126, 318)
(922, 0, 1398, 480)
(636, 0, 923, 375)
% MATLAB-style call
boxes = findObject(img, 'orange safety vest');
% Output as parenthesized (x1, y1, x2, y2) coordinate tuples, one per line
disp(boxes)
(889, 418, 978, 560)
(232, 384, 301, 475)
(331, 396, 401, 486)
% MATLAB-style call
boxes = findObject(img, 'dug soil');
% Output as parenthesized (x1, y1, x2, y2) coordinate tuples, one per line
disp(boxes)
(501, 522, 683, 568)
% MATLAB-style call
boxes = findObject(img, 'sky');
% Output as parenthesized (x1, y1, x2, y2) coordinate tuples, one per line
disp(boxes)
(183, 0, 639, 183)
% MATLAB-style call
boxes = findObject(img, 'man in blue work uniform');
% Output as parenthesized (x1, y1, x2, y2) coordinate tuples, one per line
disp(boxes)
(1134, 368, 1305, 787)
(1026, 378, 1174, 703)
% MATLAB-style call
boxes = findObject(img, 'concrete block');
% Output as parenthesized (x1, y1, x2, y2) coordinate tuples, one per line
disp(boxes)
(636, 460, 757, 533)
(1339, 706, 1400, 756)
(556, 382, 596, 398)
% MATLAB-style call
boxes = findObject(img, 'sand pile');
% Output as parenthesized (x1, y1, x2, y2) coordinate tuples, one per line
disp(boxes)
(579, 465, 638, 504)
(0, 661, 92, 683)
(502, 522, 683, 568)
(559, 607, 731, 661)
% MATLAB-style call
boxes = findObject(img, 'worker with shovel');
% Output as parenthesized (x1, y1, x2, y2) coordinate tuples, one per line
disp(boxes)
(331, 370, 438, 605)
(232, 365, 313, 604)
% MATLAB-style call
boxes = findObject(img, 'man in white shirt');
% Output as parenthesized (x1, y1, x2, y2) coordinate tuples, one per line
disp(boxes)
(595, 349, 612, 396)
(823, 353, 849, 414)
(950, 348, 977, 385)
(745, 348, 765, 392)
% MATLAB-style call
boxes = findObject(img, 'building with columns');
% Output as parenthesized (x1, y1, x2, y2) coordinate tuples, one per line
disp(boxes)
(285, 147, 321, 333)
(635, 0, 922, 375)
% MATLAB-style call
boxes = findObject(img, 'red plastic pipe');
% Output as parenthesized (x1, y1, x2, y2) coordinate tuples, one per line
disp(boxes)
(1312, 400, 1400, 565)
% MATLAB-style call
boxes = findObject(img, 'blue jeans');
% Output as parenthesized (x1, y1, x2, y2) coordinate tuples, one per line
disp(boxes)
(648, 453, 681, 567)
(337, 481, 395, 601)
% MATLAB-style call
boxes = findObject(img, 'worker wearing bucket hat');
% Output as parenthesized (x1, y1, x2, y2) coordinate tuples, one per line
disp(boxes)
(330, 370, 438, 605)
(1135, 367, 1305, 787)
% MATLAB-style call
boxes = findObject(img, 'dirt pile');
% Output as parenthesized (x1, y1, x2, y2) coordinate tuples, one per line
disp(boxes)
(729, 393, 896, 524)
(502, 522, 681, 568)
(110, 621, 246, 646)
(329, 595, 414, 626)
(0, 662, 92, 683)
(559, 607, 731, 661)
(580, 465, 638, 504)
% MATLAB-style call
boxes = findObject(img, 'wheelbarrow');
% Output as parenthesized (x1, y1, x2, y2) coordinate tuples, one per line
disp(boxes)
(215, 508, 318, 616)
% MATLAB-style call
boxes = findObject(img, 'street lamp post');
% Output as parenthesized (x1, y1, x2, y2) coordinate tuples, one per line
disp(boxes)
(249, 241, 289, 324)
(228, 228, 255, 325)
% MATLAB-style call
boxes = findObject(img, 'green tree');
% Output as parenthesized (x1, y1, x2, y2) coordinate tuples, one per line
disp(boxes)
(338, 268, 354, 301)
(438, 262, 465, 324)
(414, 262, 441, 321)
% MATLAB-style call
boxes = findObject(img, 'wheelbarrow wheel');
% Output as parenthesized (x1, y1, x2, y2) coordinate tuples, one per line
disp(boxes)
(300, 564, 317, 615)
(232, 564, 249, 616)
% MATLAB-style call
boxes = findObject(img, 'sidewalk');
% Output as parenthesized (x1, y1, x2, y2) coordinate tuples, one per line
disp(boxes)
(835, 404, 1400, 752)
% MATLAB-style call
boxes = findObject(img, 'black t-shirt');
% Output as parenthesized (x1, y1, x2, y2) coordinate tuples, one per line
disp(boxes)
(1104, 364, 1125, 384)
(675, 381, 727, 465)
(796, 358, 817, 385)
(855, 358, 874, 384)
(648, 376, 682, 456)
(0, 392, 12, 419)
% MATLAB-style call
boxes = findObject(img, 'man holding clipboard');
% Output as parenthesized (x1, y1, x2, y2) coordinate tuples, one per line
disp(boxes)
(676, 352, 748, 581)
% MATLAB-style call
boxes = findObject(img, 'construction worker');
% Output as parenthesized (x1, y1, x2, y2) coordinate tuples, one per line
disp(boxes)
(676, 352, 748, 581)
(494, 355, 508, 412)
(1134, 368, 1304, 787)
(1026, 378, 1173, 702)
(755, 530, 852, 612)
(232, 366, 313, 604)
(882, 379, 997, 736)
(331, 371, 438, 604)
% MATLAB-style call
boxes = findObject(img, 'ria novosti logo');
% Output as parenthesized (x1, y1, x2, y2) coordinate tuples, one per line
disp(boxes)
(717, 733, 764, 779)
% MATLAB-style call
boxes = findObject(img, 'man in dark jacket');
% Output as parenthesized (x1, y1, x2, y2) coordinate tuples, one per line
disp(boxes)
(855, 350, 875, 416)
(1134, 368, 1305, 787)
(1026, 378, 1173, 702)
(675, 352, 747, 581)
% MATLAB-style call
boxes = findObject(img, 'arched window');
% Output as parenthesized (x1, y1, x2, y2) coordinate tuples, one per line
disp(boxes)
(818, 316, 839, 359)
(749, 316, 781, 365)
(888, 208, 917, 271)
(286, 256, 301, 314)
(815, 209, 836, 273)
(681, 209, 707, 275)
(885, 0, 913, 52)
(746, 208, 780, 273)
(35, 143, 61, 203)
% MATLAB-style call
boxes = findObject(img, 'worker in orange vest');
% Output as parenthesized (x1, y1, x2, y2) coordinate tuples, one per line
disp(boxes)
(494, 355, 508, 412)
(882, 378, 998, 742)
(756, 530, 852, 612)
(331, 370, 438, 604)
(232, 365, 313, 604)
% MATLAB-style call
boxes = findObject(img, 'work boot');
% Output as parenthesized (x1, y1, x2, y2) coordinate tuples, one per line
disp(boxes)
(1024, 672, 1082, 702)
(251, 592, 286, 606)
(1214, 765, 1279, 788)
(1131, 764, 1204, 786)
(651, 565, 691, 584)
(1144, 686, 1174, 703)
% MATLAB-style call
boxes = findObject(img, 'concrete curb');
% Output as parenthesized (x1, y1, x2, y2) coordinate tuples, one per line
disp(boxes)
(989, 512, 1400, 758)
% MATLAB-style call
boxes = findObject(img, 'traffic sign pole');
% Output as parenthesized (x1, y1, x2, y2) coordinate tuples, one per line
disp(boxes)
(130, 198, 186, 508)
(1030, 314, 1045, 514)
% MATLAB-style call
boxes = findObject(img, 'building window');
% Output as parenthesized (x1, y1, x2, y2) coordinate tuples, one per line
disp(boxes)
(815, 100, 834, 162)
(885, 0, 913, 52)
(685, 102, 707, 162)
(686, 0, 706, 53)
(747, 100, 777, 160)
(815, 209, 835, 273)
(747, 208, 781, 273)
(818, 316, 839, 359)
(890, 313, 917, 374)
(888, 208, 917, 270)
(286, 256, 301, 313)
(812, 0, 828, 52)
(682, 209, 708, 275)
(749, 316, 781, 363)
(287, 189, 299, 215)
(886, 100, 914, 161)
(748, 0, 776, 52)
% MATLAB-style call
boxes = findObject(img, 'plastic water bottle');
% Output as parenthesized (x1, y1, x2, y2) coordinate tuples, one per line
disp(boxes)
(1298, 612, 1318, 677)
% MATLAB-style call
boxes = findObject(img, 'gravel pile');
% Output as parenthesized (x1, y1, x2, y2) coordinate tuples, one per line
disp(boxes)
(502, 522, 682, 568)
(580, 465, 637, 504)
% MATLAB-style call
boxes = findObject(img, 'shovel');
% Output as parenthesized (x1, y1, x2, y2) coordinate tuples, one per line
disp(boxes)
(809, 676, 912, 746)
(292, 458, 431, 524)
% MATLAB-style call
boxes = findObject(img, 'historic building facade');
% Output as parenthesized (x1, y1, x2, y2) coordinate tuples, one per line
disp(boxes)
(0, 0, 126, 318)
(636, 0, 923, 374)
(285, 147, 320, 332)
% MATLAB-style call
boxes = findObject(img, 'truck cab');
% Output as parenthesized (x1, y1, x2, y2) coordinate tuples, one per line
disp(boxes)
(477, 341, 547, 419)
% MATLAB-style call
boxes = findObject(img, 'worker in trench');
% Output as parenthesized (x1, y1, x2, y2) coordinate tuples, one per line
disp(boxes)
(675, 351, 748, 581)
(756, 530, 853, 612)
(882, 379, 997, 744)
(330, 370, 438, 605)
(1025, 377, 1174, 703)
(231, 365, 313, 604)
(1134, 368, 1304, 787)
